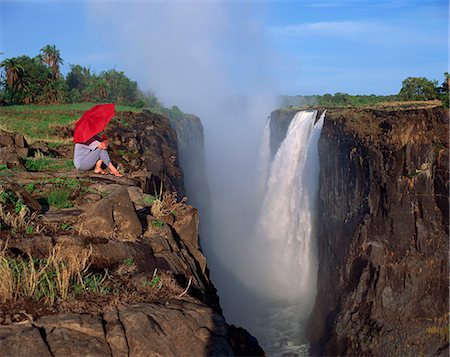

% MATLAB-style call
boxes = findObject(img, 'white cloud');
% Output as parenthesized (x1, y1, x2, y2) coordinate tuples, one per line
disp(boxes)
(269, 20, 438, 47)
(270, 20, 381, 39)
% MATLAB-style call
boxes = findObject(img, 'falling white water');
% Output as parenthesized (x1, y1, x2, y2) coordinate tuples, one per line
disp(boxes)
(243, 110, 325, 356)
(256, 118, 272, 197)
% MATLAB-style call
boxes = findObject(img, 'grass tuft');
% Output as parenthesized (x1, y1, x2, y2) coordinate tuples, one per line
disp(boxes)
(47, 188, 72, 209)
(0, 188, 41, 233)
(0, 245, 93, 304)
(24, 158, 74, 172)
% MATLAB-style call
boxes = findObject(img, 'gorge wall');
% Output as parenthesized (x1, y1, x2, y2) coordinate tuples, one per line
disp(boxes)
(0, 110, 263, 357)
(272, 104, 448, 356)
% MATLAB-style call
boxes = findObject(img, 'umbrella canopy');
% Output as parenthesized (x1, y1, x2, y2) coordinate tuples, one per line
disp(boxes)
(73, 103, 115, 143)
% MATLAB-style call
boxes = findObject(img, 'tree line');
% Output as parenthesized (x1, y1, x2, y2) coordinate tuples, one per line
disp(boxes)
(279, 74, 449, 108)
(2, 45, 448, 109)
(0, 44, 159, 108)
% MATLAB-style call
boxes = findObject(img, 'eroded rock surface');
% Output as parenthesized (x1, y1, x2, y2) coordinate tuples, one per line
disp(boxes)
(0, 301, 239, 357)
(79, 185, 143, 241)
(106, 110, 185, 198)
(308, 106, 449, 356)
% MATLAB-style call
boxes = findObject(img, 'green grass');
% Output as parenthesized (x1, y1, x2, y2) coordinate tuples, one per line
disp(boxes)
(24, 158, 74, 172)
(40, 177, 81, 190)
(47, 188, 72, 208)
(0, 102, 142, 142)
(24, 183, 36, 193)
(60, 223, 73, 231)
(0, 190, 26, 213)
(142, 195, 157, 206)
(72, 271, 110, 295)
(142, 274, 162, 288)
(1, 102, 143, 113)
(151, 219, 165, 229)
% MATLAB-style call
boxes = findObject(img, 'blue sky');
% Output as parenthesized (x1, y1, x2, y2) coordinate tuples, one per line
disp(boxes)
(0, 0, 448, 97)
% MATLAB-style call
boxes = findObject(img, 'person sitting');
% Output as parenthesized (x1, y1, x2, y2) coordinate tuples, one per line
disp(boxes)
(73, 134, 123, 177)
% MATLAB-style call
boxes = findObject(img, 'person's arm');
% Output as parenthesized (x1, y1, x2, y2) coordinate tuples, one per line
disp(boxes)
(87, 140, 101, 150)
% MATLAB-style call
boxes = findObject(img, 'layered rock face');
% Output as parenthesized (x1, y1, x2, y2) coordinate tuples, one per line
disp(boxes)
(308, 106, 449, 356)
(105, 110, 186, 197)
(167, 113, 212, 236)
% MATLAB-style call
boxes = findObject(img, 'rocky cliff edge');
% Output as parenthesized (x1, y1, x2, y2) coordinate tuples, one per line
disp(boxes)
(0, 110, 264, 356)
(310, 104, 448, 356)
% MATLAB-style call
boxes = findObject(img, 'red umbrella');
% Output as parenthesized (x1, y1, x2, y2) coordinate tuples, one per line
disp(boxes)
(73, 103, 116, 143)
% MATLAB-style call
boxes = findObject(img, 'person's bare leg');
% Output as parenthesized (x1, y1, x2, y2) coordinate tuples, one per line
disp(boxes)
(94, 159, 106, 174)
(108, 162, 123, 177)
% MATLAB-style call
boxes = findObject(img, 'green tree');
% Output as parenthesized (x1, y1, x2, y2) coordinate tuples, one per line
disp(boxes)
(40, 44, 63, 80)
(66, 64, 91, 92)
(19, 55, 49, 104)
(0, 58, 25, 102)
(82, 75, 109, 102)
(438, 72, 449, 107)
(398, 77, 439, 101)
(66, 65, 93, 103)
(39, 45, 67, 103)
(100, 69, 138, 104)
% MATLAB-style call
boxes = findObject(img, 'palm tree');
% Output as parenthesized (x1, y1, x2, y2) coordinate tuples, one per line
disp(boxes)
(40, 44, 63, 79)
(0, 58, 24, 102)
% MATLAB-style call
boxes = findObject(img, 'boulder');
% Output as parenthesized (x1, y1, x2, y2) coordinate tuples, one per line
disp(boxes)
(79, 186, 142, 241)
(0, 130, 27, 148)
(0, 147, 28, 168)
(105, 111, 185, 197)
(0, 325, 52, 357)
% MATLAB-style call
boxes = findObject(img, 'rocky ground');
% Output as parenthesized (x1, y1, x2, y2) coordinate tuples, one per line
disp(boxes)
(0, 111, 264, 356)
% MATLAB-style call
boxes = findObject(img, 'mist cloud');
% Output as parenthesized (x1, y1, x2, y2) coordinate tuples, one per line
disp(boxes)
(85, 0, 280, 327)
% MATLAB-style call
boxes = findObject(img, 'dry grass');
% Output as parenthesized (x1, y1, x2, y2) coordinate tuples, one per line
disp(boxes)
(0, 244, 92, 304)
(0, 202, 43, 234)
(151, 191, 186, 219)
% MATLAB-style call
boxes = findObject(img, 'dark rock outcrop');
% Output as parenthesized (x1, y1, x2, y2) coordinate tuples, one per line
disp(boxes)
(308, 106, 449, 356)
(106, 110, 185, 197)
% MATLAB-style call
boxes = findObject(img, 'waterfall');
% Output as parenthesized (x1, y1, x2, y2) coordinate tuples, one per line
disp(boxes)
(245, 110, 324, 356)
(256, 118, 272, 197)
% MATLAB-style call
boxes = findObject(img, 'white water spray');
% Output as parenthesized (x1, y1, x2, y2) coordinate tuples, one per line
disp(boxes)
(241, 110, 324, 355)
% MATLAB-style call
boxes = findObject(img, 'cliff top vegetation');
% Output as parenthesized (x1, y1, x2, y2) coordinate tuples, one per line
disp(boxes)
(279, 73, 449, 109)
